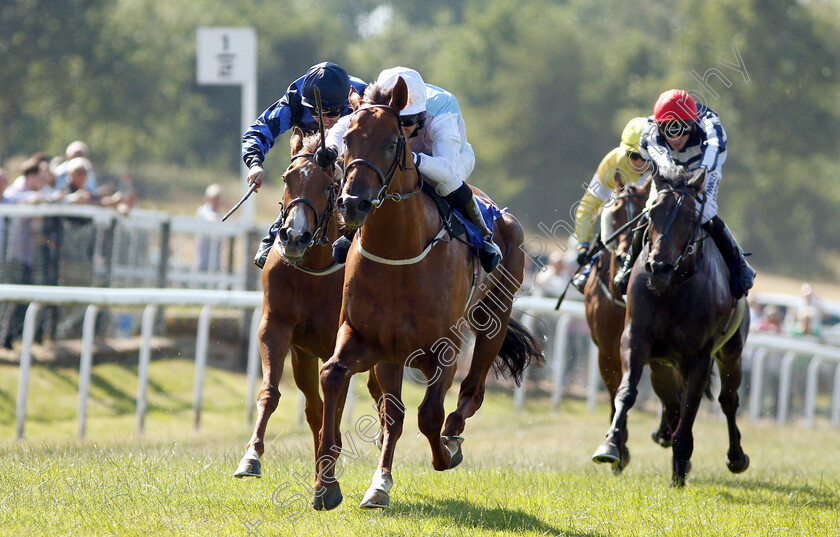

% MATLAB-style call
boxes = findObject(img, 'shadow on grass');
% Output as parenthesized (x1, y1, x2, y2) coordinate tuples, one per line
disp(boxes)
(385, 494, 606, 537)
(692, 476, 840, 510)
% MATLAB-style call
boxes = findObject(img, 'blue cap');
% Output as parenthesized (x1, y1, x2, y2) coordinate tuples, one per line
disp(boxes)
(300, 62, 351, 109)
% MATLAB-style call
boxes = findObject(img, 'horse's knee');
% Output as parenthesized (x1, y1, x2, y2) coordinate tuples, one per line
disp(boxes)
(320, 361, 347, 395)
(718, 390, 739, 415)
(615, 382, 638, 407)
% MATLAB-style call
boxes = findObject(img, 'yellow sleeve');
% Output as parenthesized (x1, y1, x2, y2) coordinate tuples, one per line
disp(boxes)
(574, 189, 607, 246)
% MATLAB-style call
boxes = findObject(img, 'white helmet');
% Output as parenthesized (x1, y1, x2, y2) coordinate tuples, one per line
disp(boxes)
(375, 67, 426, 116)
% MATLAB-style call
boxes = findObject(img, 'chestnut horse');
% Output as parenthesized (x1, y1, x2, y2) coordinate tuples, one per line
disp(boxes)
(592, 168, 750, 486)
(311, 79, 542, 510)
(234, 129, 400, 478)
(583, 176, 663, 474)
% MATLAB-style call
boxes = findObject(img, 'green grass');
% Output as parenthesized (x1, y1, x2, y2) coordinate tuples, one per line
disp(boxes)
(0, 359, 838, 536)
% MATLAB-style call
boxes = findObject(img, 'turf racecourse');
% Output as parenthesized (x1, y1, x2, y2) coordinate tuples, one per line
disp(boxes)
(0, 359, 838, 536)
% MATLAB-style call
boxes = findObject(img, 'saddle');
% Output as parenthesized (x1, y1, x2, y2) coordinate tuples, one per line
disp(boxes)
(421, 182, 505, 253)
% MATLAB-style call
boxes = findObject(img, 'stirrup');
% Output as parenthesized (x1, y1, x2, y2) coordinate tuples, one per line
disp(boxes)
(572, 263, 591, 293)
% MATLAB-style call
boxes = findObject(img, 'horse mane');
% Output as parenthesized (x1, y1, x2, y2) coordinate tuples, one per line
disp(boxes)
(363, 83, 391, 105)
(300, 131, 324, 153)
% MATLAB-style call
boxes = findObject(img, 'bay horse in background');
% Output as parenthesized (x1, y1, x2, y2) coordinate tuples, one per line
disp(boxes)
(312, 78, 542, 510)
(234, 128, 400, 478)
(592, 167, 750, 486)
(583, 173, 674, 475)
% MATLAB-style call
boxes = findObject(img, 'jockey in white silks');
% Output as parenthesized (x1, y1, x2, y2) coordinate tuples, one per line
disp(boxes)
(323, 66, 503, 273)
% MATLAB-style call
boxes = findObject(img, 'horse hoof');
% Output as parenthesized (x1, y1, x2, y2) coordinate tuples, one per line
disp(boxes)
(669, 475, 686, 488)
(651, 429, 671, 448)
(592, 442, 621, 465)
(611, 445, 631, 475)
(726, 453, 750, 474)
(312, 485, 343, 511)
(360, 489, 390, 509)
(360, 469, 392, 509)
(442, 436, 464, 469)
(233, 454, 261, 478)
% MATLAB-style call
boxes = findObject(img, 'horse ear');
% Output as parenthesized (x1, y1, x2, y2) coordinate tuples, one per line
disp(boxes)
(688, 168, 707, 191)
(349, 86, 363, 111)
(290, 126, 304, 154)
(389, 77, 409, 112)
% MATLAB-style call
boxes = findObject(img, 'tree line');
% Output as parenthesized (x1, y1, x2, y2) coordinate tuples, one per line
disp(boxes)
(2, 0, 839, 277)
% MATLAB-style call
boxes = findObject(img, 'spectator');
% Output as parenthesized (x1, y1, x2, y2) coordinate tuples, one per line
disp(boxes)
(61, 157, 98, 205)
(0, 159, 45, 348)
(757, 305, 783, 333)
(195, 184, 223, 274)
(54, 141, 98, 193)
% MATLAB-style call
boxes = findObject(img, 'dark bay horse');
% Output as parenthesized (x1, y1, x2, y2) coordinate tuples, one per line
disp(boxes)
(234, 128, 399, 478)
(592, 167, 750, 486)
(311, 78, 542, 510)
(583, 175, 667, 474)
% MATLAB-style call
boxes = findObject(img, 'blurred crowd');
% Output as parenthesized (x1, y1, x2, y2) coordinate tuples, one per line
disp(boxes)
(749, 283, 837, 342)
(0, 140, 139, 348)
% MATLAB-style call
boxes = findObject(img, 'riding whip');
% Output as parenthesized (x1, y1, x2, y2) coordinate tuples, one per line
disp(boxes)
(221, 182, 258, 222)
(313, 86, 330, 170)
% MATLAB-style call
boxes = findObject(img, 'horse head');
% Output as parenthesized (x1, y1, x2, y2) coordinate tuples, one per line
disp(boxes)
(644, 167, 706, 292)
(277, 127, 339, 260)
(606, 171, 651, 265)
(337, 77, 412, 229)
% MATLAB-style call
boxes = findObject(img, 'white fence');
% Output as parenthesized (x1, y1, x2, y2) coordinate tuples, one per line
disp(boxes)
(3, 285, 840, 440)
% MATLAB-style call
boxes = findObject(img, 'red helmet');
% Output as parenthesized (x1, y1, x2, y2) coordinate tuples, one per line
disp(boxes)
(653, 89, 698, 123)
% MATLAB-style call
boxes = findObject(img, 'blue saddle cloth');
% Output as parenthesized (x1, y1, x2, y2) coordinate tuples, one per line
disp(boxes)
(453, 197, 506, 252)
(420, 182, 506, 252)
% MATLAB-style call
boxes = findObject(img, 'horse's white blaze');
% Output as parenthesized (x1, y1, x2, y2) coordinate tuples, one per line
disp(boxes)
(290, 203, 307, 233)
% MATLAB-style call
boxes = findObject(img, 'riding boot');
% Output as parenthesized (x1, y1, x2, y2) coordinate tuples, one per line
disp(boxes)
(613, 226, 644, 295)
(445, 183, 503, 273)
(703, 215, 755, 299)
(254, 214, 283, 269)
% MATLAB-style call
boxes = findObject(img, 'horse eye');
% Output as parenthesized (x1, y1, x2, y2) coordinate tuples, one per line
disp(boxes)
(387, 142, 396, 152)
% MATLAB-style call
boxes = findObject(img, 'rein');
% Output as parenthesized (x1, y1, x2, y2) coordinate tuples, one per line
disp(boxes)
(651, 186, 707, 274)
(343, 104, 424, 208)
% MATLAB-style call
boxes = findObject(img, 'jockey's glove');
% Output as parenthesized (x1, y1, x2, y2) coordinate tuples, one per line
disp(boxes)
(314, 146, 338, 169)
(576, 245, 590, 266)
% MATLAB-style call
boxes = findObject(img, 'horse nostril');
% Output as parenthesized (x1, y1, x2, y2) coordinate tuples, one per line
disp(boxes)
(300, 232, 312, 245)
(337, 197, 347, 214)
(357, 200, 372, 214)
(278, 228, 289, 244)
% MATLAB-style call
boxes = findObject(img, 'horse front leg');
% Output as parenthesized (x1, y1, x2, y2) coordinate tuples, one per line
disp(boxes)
(313, 324, 369, 511)
(417, 355, 458, 471)
(360, 362, 405, 509)
(289, 348, 324, 458)
(593, 327, 648, 466)
(649, 360, 682, 449)
(670, 355, 713, 487)
(234, 312, 292, 478)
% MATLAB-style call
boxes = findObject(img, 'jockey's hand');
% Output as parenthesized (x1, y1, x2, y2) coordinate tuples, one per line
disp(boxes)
(576, 245, 590, 267)
(247, 165, 265, 191)
(314, 146, 338, 169)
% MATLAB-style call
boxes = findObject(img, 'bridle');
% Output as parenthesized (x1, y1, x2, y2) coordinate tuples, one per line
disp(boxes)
(279, 152, 340, 249)
(649, 185, 706, 273)
(342, 104, 423, 208)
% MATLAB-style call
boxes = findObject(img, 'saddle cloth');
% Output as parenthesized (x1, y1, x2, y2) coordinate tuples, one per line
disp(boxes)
(422, 182, 506, 251)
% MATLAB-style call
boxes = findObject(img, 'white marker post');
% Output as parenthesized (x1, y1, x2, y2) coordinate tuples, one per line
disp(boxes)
(197, 27, 257, 227)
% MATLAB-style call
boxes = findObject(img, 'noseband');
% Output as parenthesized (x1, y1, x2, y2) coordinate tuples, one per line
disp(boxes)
(343, 104, 422, 207)
(279, 152, 340, 248)
(650, 187, 706, 273)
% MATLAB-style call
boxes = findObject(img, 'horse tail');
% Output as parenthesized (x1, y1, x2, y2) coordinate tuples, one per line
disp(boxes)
(492, 317, 544, 386)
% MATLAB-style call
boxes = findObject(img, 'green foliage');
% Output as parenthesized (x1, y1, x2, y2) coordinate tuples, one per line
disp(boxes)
(2, 0, 840, 278)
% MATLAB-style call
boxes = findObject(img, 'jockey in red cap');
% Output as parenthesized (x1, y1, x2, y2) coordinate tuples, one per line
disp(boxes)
(613, 89, 755, 298)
